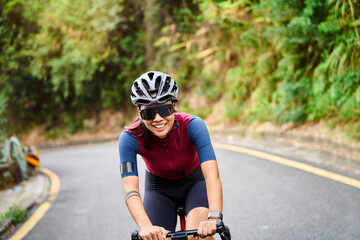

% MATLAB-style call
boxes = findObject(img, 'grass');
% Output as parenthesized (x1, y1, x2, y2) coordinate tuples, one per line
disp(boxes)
(0, 206, 27, 225)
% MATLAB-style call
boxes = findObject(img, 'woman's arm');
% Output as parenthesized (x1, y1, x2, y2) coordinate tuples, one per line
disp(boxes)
(120, 131, 167, 239)
(188, 116, 223, 212)
(122, 176, 151, 228)
(197, 160, 223, 238)
(201, 160, 223, 213)
(122, 176, 168, 239)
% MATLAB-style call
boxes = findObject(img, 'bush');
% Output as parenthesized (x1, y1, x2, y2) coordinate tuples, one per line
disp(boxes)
(0, 170, 15, 190)
(1, 0, 360, 139)
(0, 206, 27, 225)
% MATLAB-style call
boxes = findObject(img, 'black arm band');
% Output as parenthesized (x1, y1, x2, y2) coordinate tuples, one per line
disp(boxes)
(120, 162, 135, 175)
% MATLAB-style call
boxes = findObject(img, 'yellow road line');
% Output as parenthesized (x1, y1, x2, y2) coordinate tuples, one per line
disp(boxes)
(9, 168, 60, 240)
(213, 142, 360, 190)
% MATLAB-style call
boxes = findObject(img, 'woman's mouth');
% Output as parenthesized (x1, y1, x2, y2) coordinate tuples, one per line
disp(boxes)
(153, 123, 166, 129)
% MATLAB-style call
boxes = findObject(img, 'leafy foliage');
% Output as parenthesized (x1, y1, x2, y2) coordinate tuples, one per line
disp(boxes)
(0, 206, 27, 224)
(0, 0, 145, 135)
(154, 0, 360, 136)
(1, 0, 360, 140)
(0, 170, 14, 190)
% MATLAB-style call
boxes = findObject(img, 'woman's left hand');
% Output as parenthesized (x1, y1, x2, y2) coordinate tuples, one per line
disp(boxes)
(197, 219, 217, 238)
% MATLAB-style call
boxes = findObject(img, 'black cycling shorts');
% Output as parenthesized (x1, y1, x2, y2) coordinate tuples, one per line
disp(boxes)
(143, 166, 209, 231)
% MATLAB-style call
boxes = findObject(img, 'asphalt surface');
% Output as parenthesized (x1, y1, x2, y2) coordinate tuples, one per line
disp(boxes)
(4, 140, 360, 240)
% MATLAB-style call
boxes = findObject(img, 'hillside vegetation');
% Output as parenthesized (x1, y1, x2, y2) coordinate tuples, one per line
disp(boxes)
(1, 0, 360, 141)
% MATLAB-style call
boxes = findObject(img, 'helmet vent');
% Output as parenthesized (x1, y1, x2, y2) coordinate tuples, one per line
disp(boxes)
(161, 85, 170, 95)
(136, 90, 145, 97)
(149, 91, 157, 98)
(137, 99, 151, 105)
(156, 76, 162, 84)
(147, 72, 154, 80)
(159, 95, 171, 102)
(165, 76, 171, 84)
(155, 77, 161, 89)
(141, 79, 150, 91)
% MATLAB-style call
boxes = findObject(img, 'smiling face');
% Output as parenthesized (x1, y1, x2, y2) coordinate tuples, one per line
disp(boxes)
(139, 101, 177, 139)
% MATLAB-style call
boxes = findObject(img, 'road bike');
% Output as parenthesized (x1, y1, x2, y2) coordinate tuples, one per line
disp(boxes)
(131, 206, 231, 240)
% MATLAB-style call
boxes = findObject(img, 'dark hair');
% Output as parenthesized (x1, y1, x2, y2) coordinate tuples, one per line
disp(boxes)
(128, 118, 152, 150)
(142, 122, 152, 150)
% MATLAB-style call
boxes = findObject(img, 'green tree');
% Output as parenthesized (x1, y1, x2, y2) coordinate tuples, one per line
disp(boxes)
(1, 0, 146, 134)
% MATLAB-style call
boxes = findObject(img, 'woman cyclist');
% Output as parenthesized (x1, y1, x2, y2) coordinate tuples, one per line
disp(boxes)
(119, 71, 223, 240)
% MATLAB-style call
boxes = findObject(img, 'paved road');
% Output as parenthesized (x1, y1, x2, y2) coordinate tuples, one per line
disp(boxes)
(21, 141, 360, 240)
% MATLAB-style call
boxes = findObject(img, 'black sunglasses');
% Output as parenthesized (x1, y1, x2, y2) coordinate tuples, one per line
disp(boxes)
(139, 104, 175, 120)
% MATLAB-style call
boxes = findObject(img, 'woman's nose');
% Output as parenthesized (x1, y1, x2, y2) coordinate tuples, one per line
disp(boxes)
(153, 112, 162, 121)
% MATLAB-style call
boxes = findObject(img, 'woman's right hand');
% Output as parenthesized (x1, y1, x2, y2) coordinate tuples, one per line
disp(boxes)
(139, 225, 168, 240)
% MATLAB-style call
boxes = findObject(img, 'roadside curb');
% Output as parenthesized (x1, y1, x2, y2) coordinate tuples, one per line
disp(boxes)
(0, 171, 49, 239)
(0, 172, 49, 214)
(0, 219, 12, 238)
(1, 168, 60, 240)
(36, 136, 119, 150)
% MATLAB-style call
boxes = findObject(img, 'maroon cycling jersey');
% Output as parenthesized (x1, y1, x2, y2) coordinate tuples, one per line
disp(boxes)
(128, 113, 200, 180)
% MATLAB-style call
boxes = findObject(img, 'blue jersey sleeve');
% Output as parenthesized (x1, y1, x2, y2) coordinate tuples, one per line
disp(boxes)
(188, 116, 216, 163)
(118, 130, 140, 178)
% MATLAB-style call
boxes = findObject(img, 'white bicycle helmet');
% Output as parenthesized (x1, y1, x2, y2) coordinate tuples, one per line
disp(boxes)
(130, 71, 178, 106)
